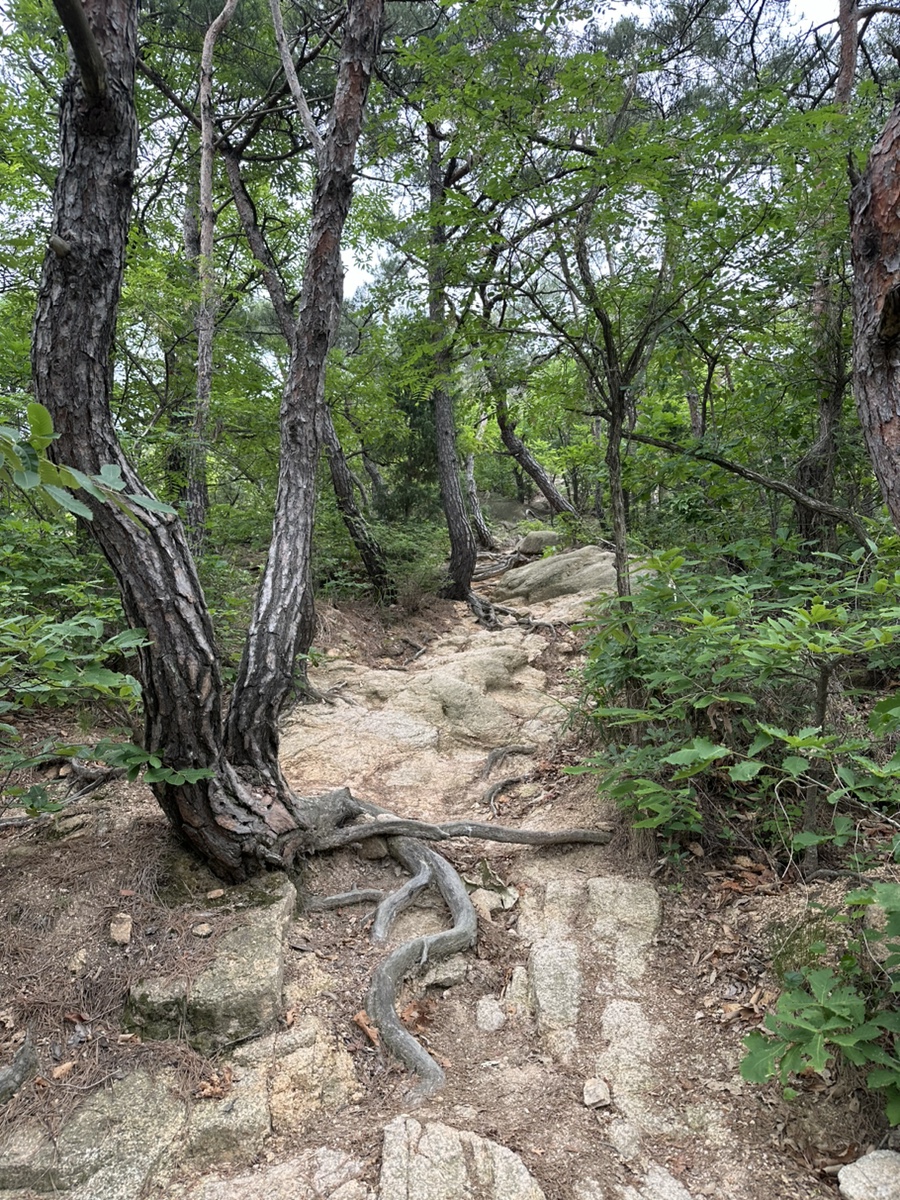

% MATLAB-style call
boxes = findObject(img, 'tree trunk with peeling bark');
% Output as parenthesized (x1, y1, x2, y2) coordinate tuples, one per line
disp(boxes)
(428, 126, 476, 601)
(35, 0, 387, 881)
(492, 389, 578, 519)
(851, 103, 900, 535)
(222, 147, 394, 602)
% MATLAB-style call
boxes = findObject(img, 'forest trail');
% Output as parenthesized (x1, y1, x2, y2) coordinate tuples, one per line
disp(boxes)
(0, 546, 875, 1200)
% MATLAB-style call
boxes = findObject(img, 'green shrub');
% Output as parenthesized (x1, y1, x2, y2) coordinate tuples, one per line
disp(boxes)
(742, 883, 900, 1124)
(572, 542, 900, 857)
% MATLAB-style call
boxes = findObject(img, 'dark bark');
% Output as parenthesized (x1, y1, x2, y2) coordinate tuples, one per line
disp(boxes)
(493, 391, 578, 519)
(851, 103, 900, 535)
(51, 0, 106, 98)
(224, 0, 385, 773)
(187, 0, 239, 556)
(34, 0, 386, 882)
(223, 147, 395, 602)
(428, 126, 476, 600)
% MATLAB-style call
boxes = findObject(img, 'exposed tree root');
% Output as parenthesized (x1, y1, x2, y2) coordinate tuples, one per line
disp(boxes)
(305, 888, 383, 911)
(466, 591, 502, 629)
(371, 857, 433, 944)
(295, 792, 611, 1093)
(365, 836, 477, 1096)
(482, 776, 527, 814)
(481, 744, 537, 778)
(311, 812, 613, 853)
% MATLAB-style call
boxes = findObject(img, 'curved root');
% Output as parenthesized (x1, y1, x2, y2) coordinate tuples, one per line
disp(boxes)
(365, 837, 476, 1096)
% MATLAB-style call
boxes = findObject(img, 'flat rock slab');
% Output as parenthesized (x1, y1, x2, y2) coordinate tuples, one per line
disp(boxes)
(176, 1146, 371, 1200)
(587, 878, 660, 981)
(378, 1116, 546, 1200)
(839, 1150, 900, 1200)
(0, 1070, 183, 1195)
(280, 627, 560, 810)
(621, 1164, 696, 1200)
(126, 874, 296, 1054)
(528, 939, 581, 1063)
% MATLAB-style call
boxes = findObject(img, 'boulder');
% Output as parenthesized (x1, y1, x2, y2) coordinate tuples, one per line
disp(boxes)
(839, 1150, 900, 1200)
(494, 546, 618, 605)
(515, 530, 561, 555)
(126, 874, 296, 1053)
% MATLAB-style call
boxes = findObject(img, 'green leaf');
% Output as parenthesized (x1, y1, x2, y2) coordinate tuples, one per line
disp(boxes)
(740, 1031, 781, 1082)
(98, 463, 127, 490)
(729, 760, 763, 782)
(41, 484, 93, 520)
(26, 402, 55, 451)
(748, 730, 774, 756)
(781, 756, 809, 777)
(126, 492, 176, 515)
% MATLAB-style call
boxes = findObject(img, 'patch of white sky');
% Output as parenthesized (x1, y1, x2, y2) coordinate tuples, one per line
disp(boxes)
(341, 0, 843, 296)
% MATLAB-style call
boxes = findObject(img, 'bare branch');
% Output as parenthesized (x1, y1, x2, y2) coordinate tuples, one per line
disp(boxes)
(268, 0, 325, 163)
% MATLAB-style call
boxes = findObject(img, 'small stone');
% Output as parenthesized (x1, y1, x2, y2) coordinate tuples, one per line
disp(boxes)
(192, 923, 213, 938)
(503, 966, 532, 1017)
(470, 888, 503, 922)
(582, 1077, 611, 1108)
(609, 1119, 641, 1162)
(573, 1181, 607, 1200)
(476, 997, 507, 1032)
(109, 913, 133, 946)
(67, 948, 87, 975)
(357, 836, 389, 860)
(421, 953, 468, 989)
(206, 889, 225, 900)
(838, 1149, 900, 1200)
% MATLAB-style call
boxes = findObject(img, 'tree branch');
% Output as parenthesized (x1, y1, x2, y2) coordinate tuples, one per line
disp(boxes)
(51, 0, 106, 99)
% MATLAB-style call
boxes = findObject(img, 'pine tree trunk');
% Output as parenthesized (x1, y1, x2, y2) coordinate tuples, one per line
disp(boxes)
(428, 126, 476, 600)
(493, 390, 578, 518)
(35, 0, 384, 881)
(851, 103, 900, 535)
(224, 146, 394, 602)
(464, 453, 496, 550)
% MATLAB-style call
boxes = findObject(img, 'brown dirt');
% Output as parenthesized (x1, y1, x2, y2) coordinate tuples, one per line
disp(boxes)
(1, 599, 898, 1200)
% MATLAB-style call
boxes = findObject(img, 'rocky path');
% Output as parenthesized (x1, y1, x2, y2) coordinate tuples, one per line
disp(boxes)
(1, 546, 892, 1200)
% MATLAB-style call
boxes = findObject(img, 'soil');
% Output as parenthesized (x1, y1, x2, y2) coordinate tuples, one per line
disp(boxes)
(1, 586, 897, 1200)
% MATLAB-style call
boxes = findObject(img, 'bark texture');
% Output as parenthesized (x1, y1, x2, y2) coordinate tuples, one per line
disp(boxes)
(851, 103, 900, 535)
(188, 0, 240, 554)
(493, 390, 578, 518)
(34, 0, 385, 882)
(223, 0, 385, 772)
(428, 127, 476, 600)
(223, 147, 394, 601)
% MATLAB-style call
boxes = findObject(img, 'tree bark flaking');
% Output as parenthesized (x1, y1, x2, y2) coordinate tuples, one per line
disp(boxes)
(851, 103, 900, 534)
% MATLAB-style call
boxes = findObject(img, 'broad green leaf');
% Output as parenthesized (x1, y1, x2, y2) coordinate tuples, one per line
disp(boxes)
(41, 484, 93, 519)
(729, 760, 763, 782)
(126, 492, 177, 515)
(26, 402, 54, 451)
(740, 1031, 781, 1082)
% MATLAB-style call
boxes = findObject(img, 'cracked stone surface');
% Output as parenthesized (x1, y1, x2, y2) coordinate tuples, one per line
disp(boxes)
(377, 1116, 547, 1200)
(0, 1070, 184, 1196)
(125, 874, 296, 1054)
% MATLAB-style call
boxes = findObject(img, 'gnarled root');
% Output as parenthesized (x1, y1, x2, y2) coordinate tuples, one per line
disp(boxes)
(365, 837, 476, 1096)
